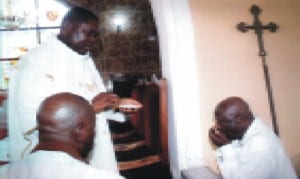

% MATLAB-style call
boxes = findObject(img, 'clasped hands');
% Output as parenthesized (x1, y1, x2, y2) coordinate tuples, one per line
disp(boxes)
(209, 125, 231, 147)
(91, 92, 142, 114)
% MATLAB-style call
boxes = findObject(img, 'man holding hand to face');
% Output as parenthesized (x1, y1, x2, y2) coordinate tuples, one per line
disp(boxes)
(209, 96, 297, 179)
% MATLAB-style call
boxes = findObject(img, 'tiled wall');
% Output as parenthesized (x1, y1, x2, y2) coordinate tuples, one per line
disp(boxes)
(64, 0, 161, 82)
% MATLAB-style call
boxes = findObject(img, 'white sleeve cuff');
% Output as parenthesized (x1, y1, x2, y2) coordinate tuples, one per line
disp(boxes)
(106, 110, 127, 123)
(216, 140, 241, 162)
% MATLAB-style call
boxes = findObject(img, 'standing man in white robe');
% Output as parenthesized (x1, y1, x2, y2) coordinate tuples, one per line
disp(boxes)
(5, 7, 121, 172)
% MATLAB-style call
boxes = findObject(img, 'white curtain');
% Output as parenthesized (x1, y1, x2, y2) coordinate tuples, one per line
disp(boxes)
(149, 0, 204, 178)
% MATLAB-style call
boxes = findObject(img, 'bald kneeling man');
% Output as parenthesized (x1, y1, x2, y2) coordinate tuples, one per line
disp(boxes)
(209, 96, 297, 179)
(0, 92, 124, 179)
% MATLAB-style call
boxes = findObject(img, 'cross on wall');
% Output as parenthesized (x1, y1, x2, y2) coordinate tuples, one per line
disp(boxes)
(236, 4, 279, 135)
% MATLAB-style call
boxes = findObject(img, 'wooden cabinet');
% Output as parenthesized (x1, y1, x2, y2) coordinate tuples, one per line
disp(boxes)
(130, 79, 169, 164)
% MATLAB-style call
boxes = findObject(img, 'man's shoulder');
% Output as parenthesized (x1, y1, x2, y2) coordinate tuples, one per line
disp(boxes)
(23, 42, 53, 58)
(20, 35, 59, 59)
(17, 41, 58, 70)
(246, 121, 280, 152)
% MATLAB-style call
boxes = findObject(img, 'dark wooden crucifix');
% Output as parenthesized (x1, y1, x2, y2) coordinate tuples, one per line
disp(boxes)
(236, 4, 279, 135)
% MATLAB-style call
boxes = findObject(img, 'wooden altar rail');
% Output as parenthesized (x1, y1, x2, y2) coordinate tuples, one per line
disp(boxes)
(0, 26, 60, 32)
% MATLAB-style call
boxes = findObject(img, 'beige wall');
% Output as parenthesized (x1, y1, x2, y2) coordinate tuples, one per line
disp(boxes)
(189, 0, 300, 176)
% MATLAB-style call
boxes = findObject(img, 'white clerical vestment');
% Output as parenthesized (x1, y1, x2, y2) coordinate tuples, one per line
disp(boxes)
(7, 35, 118, 171)
(216, 118, 297, 179)
(0, 150, 124, 179)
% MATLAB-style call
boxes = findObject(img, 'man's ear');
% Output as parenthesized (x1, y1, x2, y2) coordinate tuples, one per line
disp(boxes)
(61, 21, 74, 35)
(72, 122, 84, 141)
(74, 122, 83, 133)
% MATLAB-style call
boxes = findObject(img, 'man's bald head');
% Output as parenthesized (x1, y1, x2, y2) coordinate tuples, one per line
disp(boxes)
(36, 92, 96, 158)
(214, 96, 254, 140)
(37, 93, 93, 128)
(215, 97, 252, 119)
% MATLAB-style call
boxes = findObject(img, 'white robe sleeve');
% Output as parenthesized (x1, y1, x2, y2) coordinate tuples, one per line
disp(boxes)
(88, 112, 119, 172)
(84, 58, 119, 172)
(216, 141, 276, 179)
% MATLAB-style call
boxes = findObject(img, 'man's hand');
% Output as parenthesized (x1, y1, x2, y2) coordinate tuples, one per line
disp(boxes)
(92, 92, 120, 113)
(209, 125, 230, 147)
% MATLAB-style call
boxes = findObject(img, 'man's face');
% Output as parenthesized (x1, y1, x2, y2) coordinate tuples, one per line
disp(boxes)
(67, 21, 100, 55)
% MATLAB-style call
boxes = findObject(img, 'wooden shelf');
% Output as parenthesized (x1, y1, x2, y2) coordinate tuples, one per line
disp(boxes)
(0, 57, 18, 61)
(0, 26, 60, 32)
